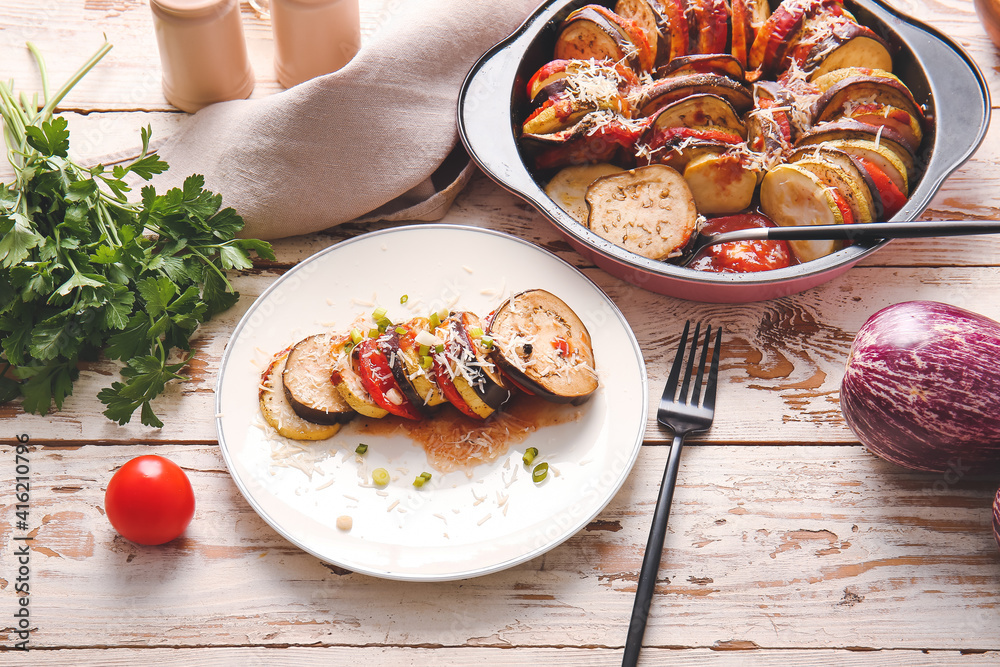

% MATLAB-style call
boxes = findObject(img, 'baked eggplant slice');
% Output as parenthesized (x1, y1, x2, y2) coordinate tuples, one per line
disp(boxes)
(647, 93, 748, 139)
(811, 76, 924, 131)
(636, 136, 732, 171)
(555, 5, 654, 73)
(634, 74, 754, 117)
(488, 290, 599, 405)
(841, 102, 923, 153)
(759, 162, 850, 262)
(657, 54, 747, 82)
(585, 164, 699, 260)
(261, 349, 342, 441)
(545, 163, 627, 224)
(614, 0, 671, 66)
(433, 312, 511, 420)
(282, 333, 356, 425)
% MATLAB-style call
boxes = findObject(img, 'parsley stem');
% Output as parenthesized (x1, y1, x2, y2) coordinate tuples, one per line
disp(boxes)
(25, 42, 51, 110)
(38, 41, 112, 121)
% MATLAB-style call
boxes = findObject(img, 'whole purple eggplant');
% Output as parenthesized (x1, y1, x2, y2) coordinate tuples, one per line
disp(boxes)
(840, 301, 1000, 472)
(994, 488, 1000, 552)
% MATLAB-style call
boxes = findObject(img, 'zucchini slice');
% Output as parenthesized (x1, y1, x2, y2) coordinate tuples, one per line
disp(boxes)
(790, 148, 877, 224)
(488, 290, 599, 405)
(260, 350, 342, 441)
(682, 151, 760, 215)
(331, 340, 389, 419)
(803, 29, 894, 80)
(282, 333, 356, 425)
(585, 164, 699, 260)
(759, 163, 847, 263)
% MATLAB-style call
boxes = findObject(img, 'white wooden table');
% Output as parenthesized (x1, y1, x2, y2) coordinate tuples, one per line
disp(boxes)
(2, 0, 1000, 663)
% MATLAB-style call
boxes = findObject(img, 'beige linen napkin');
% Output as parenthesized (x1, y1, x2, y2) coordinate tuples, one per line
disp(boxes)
(150, 0, 541, 241)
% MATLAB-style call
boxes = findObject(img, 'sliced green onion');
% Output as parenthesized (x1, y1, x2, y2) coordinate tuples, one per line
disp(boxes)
(377, 317, 392, 332)
(372, 306, 387, 320)
(429, 312, 440, 328)
(350, 328, 363, 344)
(421, 355, 433, 369)
(372, 468, 390, 486)
(344, 342, 355, 356)
(418, 344, 430, 357)
(532, 462, 549, 483)
(400, 294, 409, 304)
(481, 335, 494, 349)
(412, 476, 426, 487)
(437, 307, 450, 320)
(469, 327, 484, 338)
(395, 326, 407, 335)
(434, 343, 445, 354)
(355, 444, 368, 455)
(522, 447, 538, 465)
(368, 328, 379, 338)
(420, 471, 432, 480)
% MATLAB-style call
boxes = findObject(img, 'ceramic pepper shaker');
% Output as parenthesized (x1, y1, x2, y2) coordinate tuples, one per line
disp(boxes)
(149, 0, 255, 112)
(271, 0, 361, 88)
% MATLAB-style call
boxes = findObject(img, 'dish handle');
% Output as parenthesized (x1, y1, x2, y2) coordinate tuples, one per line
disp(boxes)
(890, 4, 991, 203)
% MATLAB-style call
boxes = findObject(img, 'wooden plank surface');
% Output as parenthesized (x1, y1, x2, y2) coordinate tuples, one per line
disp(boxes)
(3, 443, 999, 651)
(4, 0, 1000, 662)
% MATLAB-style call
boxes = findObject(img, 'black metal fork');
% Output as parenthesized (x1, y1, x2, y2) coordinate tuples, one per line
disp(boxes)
(622, 321, 722, 666)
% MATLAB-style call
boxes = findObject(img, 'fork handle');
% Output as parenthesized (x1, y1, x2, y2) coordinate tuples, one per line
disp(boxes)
(622, 434, 685, 667)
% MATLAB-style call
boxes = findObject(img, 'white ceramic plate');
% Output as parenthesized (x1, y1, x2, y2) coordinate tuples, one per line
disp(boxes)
(215, 225, 647, 581)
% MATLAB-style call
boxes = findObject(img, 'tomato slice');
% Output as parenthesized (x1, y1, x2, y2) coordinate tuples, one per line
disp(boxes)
(354, 338, 422, 420)
(552, 336, 573, 357)
(831, 189, 855, 226)
(432, 353, 482, 420)
(856, 156, 907, 218)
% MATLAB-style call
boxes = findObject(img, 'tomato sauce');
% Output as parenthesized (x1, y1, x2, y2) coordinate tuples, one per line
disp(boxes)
(347, 393, 585, 473)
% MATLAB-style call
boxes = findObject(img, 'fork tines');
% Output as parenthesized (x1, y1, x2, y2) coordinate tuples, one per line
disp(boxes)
(662, 320, 722, 410)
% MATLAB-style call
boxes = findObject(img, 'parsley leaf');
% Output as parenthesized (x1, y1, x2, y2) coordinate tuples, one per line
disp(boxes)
(0, 43, 272, 426)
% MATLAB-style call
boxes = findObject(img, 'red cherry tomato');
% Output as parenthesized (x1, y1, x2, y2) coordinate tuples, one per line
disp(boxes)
(105, 455, 195, 545)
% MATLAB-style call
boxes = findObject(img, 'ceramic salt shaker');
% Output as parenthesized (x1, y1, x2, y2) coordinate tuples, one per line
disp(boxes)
(271, 0, 361, 88)
(149, 0, 255, 113)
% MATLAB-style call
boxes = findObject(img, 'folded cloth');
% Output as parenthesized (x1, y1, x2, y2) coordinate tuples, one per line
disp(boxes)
(151, 0, 540, 240)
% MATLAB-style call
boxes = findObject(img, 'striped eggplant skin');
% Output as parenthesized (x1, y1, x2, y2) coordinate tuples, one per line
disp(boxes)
(840, 300, 1000, 472)
(994, 488, 1000, 553)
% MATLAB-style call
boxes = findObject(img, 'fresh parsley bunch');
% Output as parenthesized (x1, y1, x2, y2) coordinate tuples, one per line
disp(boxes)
(0, 42, 274, 427)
